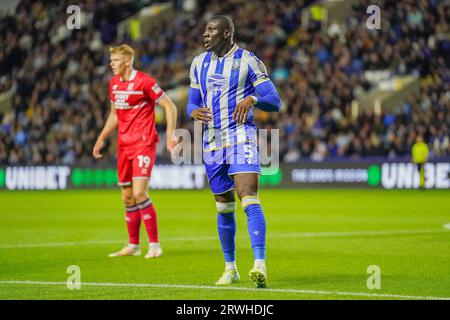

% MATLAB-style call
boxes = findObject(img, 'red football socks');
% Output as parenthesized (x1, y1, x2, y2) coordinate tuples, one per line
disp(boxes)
(137, 198, 159, 243)
(125, 205, 141, 245)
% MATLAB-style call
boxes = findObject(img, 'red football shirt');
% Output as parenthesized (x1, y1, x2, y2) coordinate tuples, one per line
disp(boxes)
(109, 69, 165, 148)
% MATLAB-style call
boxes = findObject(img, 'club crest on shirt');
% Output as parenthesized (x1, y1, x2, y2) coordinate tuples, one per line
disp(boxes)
(207, 74, 228, 96)
(232, 58, 241, 70)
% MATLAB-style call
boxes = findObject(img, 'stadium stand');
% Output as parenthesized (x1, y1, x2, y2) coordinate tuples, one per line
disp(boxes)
(0, 0, 448, 165)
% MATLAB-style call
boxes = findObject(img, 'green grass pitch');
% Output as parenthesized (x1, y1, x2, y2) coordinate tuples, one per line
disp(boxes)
(0, 189, 449, 300)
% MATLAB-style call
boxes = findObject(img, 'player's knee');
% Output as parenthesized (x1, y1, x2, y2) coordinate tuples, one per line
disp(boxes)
(234, 175, 258, 200)
(214, 190, 235, 203)
(121, 193, 135, 206)
(236, 188, 257, 201)
(132, 189, 148, 203)
(236, 186, 259, 210)
(240, 194, 261, 211)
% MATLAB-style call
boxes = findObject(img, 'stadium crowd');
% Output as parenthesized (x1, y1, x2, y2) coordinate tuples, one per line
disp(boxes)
(0, 0, 448, 165)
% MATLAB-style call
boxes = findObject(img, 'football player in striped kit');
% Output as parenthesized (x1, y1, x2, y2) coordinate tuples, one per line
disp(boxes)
(187, 16, 281, 288)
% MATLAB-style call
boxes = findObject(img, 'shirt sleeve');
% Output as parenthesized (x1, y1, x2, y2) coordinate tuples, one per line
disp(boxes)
(144, 77, 165, 103)
(186, 56, 202, 118)
(252, 78, 281, 112)
(247, 53, 270, 87)
(189, 56, 200, 90)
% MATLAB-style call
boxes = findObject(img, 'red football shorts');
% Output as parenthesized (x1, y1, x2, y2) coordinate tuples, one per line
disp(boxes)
(117, 144, 157, 186)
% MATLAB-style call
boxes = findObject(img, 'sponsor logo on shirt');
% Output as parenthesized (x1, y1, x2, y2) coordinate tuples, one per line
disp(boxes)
(207, 74, 228, 96)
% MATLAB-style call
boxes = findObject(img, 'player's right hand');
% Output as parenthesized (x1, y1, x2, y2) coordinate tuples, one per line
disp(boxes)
(190, 108, 212, 124)
(92, 138, 104, 159)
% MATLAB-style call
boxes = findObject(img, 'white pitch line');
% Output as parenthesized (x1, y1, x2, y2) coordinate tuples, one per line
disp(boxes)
(0, 280, 448, 300)
(0, 240, 123, 249)
(0, 228, 448, 249)
(273, 228, 450, 238)
(0, 237, 216, 249)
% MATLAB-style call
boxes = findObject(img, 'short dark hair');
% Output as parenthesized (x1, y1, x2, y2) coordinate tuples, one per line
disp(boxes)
(209, 15, 235, 36)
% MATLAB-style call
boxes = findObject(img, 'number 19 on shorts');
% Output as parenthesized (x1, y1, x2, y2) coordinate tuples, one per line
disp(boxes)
(138, 155, 151, 168)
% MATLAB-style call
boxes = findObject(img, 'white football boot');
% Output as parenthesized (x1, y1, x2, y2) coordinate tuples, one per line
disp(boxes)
(145, 243, 163, 258)
(108, 245, 141, 257)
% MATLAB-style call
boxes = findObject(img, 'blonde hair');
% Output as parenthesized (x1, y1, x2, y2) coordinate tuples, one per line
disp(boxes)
(109, 44, 134, 64)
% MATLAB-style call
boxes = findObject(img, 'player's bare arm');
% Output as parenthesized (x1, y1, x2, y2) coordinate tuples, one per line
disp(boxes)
(190, 107, 213, 124)
(93, 102, 118, 159)
(157, 95, 179, 152)
(232, 80, 281, 125)
(232, 96, 254, 125)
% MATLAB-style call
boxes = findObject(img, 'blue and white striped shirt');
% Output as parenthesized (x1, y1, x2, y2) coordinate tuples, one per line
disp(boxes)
(189, 44, 273, 151)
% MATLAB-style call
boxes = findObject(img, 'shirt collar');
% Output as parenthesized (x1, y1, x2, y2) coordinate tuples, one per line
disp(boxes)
(212, 43, 239, 59)
(120, 69, 137, 82)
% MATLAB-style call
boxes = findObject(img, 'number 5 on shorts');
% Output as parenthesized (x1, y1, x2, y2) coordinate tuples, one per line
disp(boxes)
(244, 144, 254, 163)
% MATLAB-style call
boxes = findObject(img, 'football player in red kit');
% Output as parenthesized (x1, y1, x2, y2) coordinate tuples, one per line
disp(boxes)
(93, 44, 178, 258)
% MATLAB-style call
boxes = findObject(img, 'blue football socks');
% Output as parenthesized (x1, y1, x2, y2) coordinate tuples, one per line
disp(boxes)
(216, 202, 237, 262)
(241, 196, 266, 260)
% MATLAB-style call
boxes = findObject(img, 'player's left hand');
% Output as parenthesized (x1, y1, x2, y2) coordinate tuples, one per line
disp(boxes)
(166, 134, 179, 153)
(232, 96, 255, 125)
(92, 138, 105, 159)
